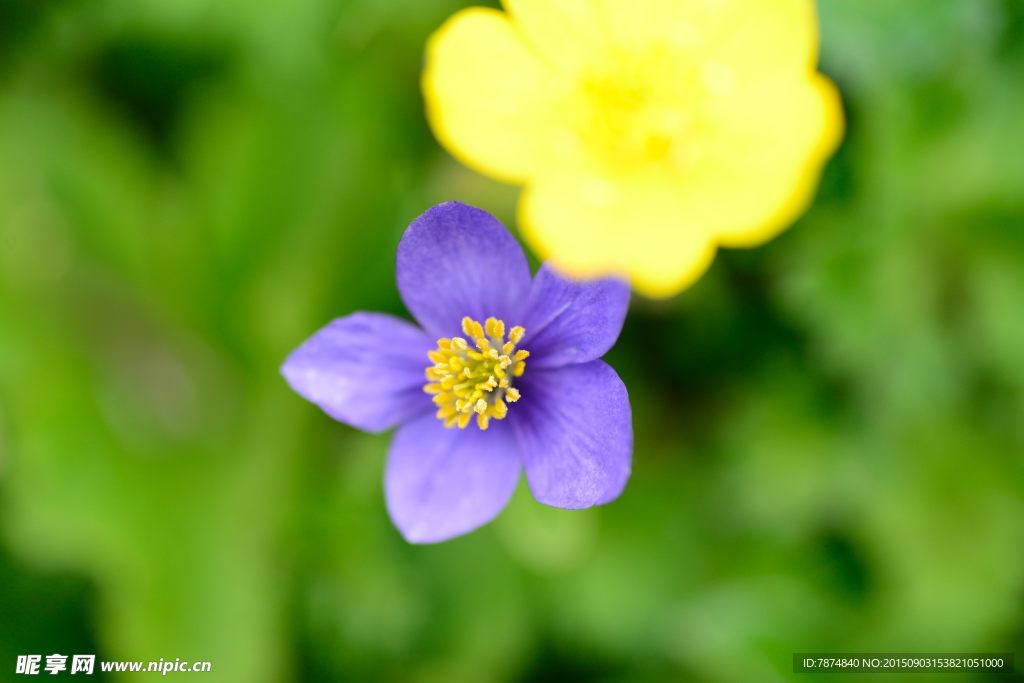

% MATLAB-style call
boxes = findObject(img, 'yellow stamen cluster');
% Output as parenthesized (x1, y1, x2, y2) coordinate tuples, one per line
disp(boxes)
(423, 316, 529, 430)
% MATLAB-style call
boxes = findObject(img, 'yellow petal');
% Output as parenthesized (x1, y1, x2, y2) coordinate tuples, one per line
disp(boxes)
(694, 0, 820, 78)
(505, 0, 817, 74)
(423, 7, 558, 183)
(502, 0, 610, 73)
(694, 74, 843, 247)
(519, 169, 718, 297)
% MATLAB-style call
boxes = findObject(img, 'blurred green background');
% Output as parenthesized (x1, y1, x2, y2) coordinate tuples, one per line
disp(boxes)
(2, 0, 1024, 681)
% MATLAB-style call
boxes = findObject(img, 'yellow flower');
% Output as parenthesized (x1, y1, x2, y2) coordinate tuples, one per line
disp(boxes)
(422, 0, 843, 297)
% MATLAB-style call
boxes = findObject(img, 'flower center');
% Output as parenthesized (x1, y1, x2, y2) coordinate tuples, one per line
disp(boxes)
(423, 316, 529, 430)
(578, 75, 690, 172)
(569, 49, 716, 175)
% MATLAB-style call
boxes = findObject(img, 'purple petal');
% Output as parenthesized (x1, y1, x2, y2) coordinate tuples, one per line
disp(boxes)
(282, 312, 432, 433)
(396, 202, 532, 338)
(513, 361, 632, 509)
(385, 413, 521, 543)
(520, 263, 630, 368)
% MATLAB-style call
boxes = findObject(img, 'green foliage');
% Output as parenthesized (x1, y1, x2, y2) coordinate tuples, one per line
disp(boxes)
(1, 0, 1022, 681)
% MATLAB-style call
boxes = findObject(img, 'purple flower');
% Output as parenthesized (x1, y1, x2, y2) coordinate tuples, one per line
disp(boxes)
(282, 202, 632, 543)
